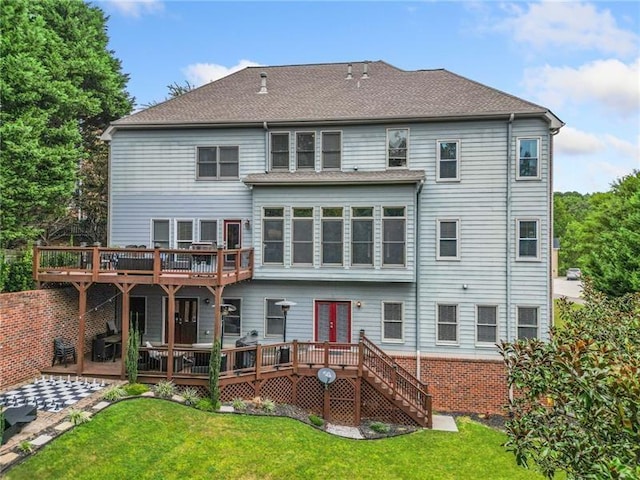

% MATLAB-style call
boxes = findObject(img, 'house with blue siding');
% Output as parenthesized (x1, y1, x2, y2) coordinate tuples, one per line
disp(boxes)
(98, 61, 563, 413)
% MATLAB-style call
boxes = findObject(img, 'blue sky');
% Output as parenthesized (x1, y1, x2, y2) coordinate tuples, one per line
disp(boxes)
(97, 0, 639, 193)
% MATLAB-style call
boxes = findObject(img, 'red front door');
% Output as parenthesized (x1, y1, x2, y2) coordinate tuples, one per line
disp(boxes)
(315, 301, 351, 343)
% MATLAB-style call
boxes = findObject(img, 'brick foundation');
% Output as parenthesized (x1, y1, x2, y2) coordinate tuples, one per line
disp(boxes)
(0, 285, 116, 389)
(394, 355, 508, 416)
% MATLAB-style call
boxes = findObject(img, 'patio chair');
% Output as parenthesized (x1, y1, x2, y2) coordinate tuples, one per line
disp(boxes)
(52, 337, 77, 367)
(92, 337, 115, 362)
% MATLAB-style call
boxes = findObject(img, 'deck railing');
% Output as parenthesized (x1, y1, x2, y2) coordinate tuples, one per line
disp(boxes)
(33, 246, 254, 285)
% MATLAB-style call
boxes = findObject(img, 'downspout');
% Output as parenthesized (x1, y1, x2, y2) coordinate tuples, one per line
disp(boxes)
(415, 178, 425, 380)
(263, 121, 269, 171)
(506, 114, 514, 341)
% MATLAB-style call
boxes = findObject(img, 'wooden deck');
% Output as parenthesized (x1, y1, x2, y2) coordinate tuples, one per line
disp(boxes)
(34, 246, 254, 287)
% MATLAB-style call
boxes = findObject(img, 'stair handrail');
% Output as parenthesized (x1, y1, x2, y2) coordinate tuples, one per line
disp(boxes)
(360, 333, 430, 415)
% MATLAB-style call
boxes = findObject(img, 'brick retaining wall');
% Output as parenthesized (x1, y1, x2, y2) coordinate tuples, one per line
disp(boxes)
(0, 286, 116, 389)
(394, 355, 508, 416)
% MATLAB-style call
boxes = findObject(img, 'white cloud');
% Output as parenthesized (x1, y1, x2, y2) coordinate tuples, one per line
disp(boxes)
(498, 1, 639, 57)
(523, 58, 640, 116)
(603, 133, 640, 163)
(102, 0, 164, 17)
(555, 126, 605, 155)
(182, 60, 262, 86)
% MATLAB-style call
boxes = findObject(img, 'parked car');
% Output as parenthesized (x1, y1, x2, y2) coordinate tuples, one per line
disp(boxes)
(566, 268, 582, 280)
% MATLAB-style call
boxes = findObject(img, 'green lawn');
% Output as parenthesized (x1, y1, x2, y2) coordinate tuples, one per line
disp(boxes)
(6, 398, 544, 480)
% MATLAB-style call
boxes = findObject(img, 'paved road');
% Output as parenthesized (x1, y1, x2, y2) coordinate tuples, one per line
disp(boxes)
(553, 277, 584, 303)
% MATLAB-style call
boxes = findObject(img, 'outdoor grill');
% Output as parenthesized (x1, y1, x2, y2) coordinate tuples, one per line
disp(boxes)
(234, 330, 258, 369)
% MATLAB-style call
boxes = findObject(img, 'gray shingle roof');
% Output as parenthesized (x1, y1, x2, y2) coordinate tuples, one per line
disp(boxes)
(243, 169, 426, 186)
(113, 61, 562, 127)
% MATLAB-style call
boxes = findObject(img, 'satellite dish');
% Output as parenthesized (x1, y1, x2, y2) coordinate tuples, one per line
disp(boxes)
(317, 367, 337, 389)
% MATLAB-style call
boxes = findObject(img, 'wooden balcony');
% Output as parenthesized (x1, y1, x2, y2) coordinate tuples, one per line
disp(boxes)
(33, 246, 254, 287)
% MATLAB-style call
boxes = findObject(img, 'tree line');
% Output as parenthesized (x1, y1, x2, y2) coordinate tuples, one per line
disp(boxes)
(554, 171, 640, 297)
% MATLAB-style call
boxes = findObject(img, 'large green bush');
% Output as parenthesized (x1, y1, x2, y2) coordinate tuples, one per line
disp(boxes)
(0, 249, 34, 292)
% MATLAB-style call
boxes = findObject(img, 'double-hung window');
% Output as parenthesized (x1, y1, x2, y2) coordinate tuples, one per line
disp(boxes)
(382, 302, 403, 342)
(351, 207, 373, 266)
(322, 207, 343, 265)
(176, 221, 193, 249)
(517, 138, 540, 179)
(437, 219, 459, 259)
(222, 298, 241, 336)
(517, 219, 539, 260)
(387, 128, 408, 168)
(199, 220, 217, 245)
(517, 307, 539, 339)
(382, 207, 405, 266)
(476, 305, 498, 345)
(197, 146, 239, 179)
(437, 140, 460, 181)
(263, 208, 284, 264)
(152, 220, 170, 248)
(437, 304, 458, 343)
(271, 133, 290, 170)
(265, 298, 285, 336)
(322, 132, 341, 170)
(292, 208, 313, 265)
(296, 132, 315, 170)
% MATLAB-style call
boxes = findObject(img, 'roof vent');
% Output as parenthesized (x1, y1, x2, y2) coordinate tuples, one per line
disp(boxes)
(361, 62, 369, 79)
(258, 72, 268, 94)
(346, 63, 353, 80)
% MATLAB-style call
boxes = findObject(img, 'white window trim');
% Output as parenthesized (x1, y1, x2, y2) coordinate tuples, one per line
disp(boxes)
(516, 305, 540, 340)
(174, 219, 194, 249)
(321, 207, 344, 266)
(381, 301, 404, 343)
(321, 130, 342, 171)
(436, 139, 460, 182)
(436, 218, 460, 261)
(516, 218, 541, 261)
(382, 206, 407, 267)
(195, 145, 240, 181)
(270, 132, 290, 171)
(264, 297, 285, 338)
(291, 207, 315, 267)
(198, 219, 218, 245)
(515, 137, 542, 181)
(150, 218, 171, 249)
(295, 131, 316, 171)
(386, 127, 410, 169)
(475, 304, 499, 347)
(436, 303, 459, 345)
(262, 207, 285, 265)
(222, 297, 242, 337)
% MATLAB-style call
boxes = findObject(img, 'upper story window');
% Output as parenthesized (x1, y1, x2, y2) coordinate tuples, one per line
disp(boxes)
(197, 146, 239, 180)
(292, 207, 313, 265)
(270, 133, 290, 170)
(351, 207, 373, 266)
(517, 306, 539, 339)
(263, 208, 284, 264)
(382, 302, 404, 342)
(199, 220, 217, 245)
(437, 140, 460, 181)
(152, 220, 170, 248)
(517, 219, 539, 260)
(437, 304, 458, 344)
(176, 220, 193, 249)
(476, 305, 498, 345)
(322, 132, 341, 170)
(382, 207, 405, 266)
(322, 207, 343, 265)
(517, 138, 540, 179)
(437, 219, 459, 260)
(296, 132, 315, 170)
(387, 128, 408, 168)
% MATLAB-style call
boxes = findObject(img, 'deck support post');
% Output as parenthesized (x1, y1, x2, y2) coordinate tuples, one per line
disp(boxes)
(71, 281, 91, 375)
(205, 286, 225, 344)
(160, 285, 181, 380)
(115, 283, 135, 379)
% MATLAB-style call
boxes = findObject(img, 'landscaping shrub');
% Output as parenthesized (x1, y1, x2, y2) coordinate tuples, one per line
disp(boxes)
(102, 385, 127, 401)
(67, 409, 91, 425)
(125, 326, 141, 384)
(18, 441, 34, 454)
(232, 398, 247, 411)
(308, 414, 324, 427)
(370, 422, 391, 434)
(180, 387, 200, 406)
(195, 398, 214, 412)
(0, 250, 34, 292)
(153, 380, 176, 399)
(262, 399, 276, 413)
(124, 383, 149, 396)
